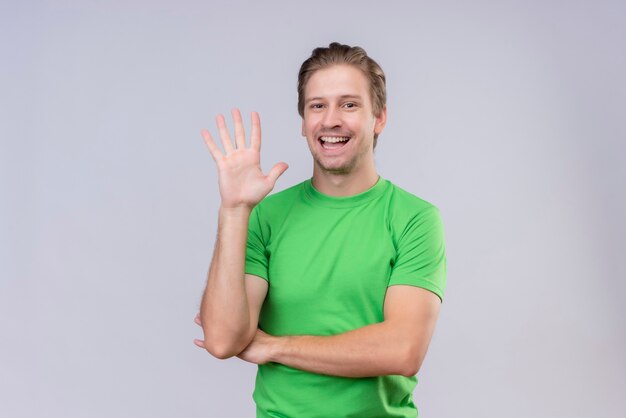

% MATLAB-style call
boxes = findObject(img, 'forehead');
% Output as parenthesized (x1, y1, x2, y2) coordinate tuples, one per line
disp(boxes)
(304, 64, 370, 101)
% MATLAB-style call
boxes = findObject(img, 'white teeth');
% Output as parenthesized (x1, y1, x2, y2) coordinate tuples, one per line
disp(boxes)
(320, 136, 350, 143)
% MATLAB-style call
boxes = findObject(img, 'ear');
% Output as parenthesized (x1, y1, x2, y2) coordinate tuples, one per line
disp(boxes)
(301, 119, 306, 137)
(374, 105, 387, 135)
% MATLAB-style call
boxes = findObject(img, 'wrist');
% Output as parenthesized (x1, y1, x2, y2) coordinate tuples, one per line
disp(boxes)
(219, 204, 253, 217)
(269, 335, 293, 363)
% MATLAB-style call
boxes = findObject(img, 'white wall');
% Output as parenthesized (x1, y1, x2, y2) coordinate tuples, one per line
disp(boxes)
(1, 1, 625, 416)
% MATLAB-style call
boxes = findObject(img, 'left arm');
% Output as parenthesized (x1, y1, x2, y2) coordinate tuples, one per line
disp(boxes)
(236, 285, 441, 378)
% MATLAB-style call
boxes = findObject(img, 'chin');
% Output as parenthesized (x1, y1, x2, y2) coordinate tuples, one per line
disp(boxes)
(316, 159, 356, 175)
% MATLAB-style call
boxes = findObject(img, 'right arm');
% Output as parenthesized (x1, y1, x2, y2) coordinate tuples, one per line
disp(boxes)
(197, 109, 287, 359)
(200, 207, 268, 359)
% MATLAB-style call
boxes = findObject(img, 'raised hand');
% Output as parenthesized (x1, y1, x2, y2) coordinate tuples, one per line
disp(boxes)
(201, 109, 288, 209)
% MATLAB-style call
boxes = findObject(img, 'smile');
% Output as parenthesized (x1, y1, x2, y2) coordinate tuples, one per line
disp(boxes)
(319, 136, 351, 150)
(320, 136, 350, 143)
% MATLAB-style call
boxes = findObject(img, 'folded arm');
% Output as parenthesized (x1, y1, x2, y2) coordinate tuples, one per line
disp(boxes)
(236, 285, 441, 378)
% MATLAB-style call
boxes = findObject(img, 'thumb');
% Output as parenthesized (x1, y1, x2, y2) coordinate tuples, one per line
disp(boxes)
(267, 162, 289, 185)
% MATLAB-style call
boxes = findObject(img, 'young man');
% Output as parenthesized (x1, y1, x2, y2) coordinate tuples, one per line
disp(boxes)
(195, 43, 447, 417)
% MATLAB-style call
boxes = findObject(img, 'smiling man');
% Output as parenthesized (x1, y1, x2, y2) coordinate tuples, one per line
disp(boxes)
(196, 42, 447, 417)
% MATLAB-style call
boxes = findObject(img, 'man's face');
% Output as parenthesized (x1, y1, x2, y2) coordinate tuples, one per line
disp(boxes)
(301, 64, 386, 175)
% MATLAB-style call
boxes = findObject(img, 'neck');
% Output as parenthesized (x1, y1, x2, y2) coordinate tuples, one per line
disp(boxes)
(311, 162, 379, 197)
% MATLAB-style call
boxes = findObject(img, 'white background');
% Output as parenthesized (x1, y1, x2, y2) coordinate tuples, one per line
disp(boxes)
(1, 0, 625, 416)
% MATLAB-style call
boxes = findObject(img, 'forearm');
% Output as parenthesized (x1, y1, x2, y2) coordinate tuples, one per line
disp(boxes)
(270, 320, 419, 378)
(200, 205, 253, 358)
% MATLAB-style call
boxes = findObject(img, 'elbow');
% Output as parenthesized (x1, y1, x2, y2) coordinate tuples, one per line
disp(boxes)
(204, 342, 238, 360)
(201, 328, 249, 360)
(398, 345, 425, 377)
(399, 361, 421, 378)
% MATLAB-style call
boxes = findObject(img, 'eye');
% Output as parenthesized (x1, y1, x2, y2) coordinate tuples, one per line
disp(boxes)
(343, 102, 357, 109)
(310, 103, 324, 110)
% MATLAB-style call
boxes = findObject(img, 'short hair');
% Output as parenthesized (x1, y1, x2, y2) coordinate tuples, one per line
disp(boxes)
(297, 42, 387, 146)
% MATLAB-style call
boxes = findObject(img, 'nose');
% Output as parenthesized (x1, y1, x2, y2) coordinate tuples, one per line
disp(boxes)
(321, 105, 342, 129)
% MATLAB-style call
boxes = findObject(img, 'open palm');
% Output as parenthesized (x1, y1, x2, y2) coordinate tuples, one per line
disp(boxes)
(202, 109, 288, 209)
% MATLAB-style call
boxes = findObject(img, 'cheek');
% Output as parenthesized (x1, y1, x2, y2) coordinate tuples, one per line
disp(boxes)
(302, 119, 318, 137)
(360, 116, 377, 132)
(346, 116, 373, 133)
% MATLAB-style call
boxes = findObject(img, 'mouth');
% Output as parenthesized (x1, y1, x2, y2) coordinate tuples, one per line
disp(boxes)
(318, 135, 351, 150)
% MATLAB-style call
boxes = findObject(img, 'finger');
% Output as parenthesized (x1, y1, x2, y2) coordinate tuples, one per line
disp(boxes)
(266, 162, 289, 186)
(216, 114, 235, 154)
(201, 129, 223, 161)
(231, 108, 246, 150)
(194, 314, 202, 326)
(250, 111, 261, 151)
(193, 338, 205, 348)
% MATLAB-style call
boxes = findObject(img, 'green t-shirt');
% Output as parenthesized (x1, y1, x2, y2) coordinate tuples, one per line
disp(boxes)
(245, 176, 447, 418)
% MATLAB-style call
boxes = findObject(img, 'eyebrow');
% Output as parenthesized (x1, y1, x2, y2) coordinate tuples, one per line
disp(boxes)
(305, 94, 363, 104)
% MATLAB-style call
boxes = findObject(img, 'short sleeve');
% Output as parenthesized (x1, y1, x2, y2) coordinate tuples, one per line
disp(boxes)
(388, 206, 447, 302)
(245, 205, 270, 281)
